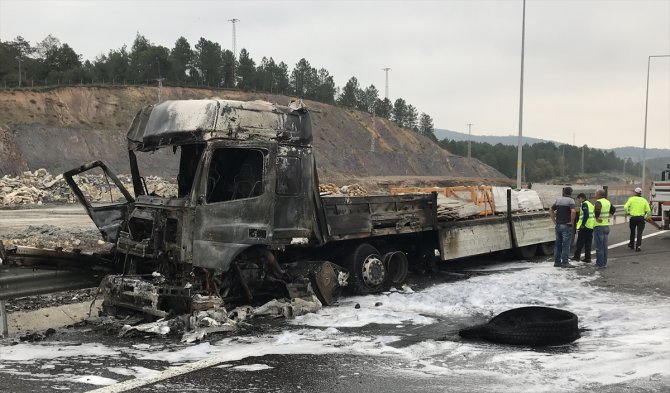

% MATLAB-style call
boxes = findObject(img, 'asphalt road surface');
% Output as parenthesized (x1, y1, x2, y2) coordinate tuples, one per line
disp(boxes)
(0, 220, 668, 393)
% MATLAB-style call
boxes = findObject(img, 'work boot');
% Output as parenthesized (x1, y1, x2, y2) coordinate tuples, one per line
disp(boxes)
(581, 258, 592, 263)
(561, 263, 576, 268)
(627, 243, 634, 249)
(554, 263, 562, 268)
(635, 247, 641, 252)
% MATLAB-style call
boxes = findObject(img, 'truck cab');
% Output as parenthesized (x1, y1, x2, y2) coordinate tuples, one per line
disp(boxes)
(64, 99, 336, 311)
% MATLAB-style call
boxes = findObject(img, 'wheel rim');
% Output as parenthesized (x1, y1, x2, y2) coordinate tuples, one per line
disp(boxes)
(361, 254, 385, 287)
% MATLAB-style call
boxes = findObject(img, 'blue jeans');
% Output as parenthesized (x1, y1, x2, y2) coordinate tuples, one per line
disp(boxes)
(594, 225, 610, 267)
(554, 224, 572, 264)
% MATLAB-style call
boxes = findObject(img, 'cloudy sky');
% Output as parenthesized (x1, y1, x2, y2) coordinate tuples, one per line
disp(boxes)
(1, 0, 669, 149)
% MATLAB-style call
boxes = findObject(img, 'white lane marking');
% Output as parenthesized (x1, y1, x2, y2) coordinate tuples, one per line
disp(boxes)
(608, 230, 668, 249)
(87, 355, 227, 393)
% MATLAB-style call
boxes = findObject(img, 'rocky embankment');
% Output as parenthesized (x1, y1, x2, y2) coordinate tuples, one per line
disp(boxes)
(0, 168, 177, 206)
(0, 86, 508, 184)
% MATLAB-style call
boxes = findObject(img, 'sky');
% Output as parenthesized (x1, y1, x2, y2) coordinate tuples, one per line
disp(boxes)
(0, 0, 669, 150)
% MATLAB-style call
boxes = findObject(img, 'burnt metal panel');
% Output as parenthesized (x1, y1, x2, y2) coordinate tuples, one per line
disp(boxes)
(272, 145, 317, 243)
(191, 141, 277, 270)
(63, 161, 133, 243)
(127, 99, 312, 152)
(322, 193, 436, 240)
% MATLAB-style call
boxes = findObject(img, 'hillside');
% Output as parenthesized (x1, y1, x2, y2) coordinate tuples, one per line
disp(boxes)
(434, 129, 548, 146)
(0, 86, 508, 189)
(436, 129, 670, 163)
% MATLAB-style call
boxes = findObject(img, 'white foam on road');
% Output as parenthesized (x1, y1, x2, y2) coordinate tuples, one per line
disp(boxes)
(231, 364, 274, 371)
(1, 261, 668, 392)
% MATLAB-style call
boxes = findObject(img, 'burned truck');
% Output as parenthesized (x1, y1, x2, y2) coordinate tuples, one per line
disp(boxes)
(3, 99, 555, 318)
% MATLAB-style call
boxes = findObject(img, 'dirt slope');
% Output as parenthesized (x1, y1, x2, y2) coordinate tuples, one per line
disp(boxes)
(0, 86, 508, 186)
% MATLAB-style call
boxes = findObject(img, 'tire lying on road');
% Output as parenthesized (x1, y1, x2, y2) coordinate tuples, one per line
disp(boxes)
(459, 306, 580, 346)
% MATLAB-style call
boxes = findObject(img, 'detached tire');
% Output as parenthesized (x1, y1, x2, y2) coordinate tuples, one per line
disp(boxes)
(383, 251, 409, 288)
(345, 244, 387, 295)
(459, 306, 580, 346)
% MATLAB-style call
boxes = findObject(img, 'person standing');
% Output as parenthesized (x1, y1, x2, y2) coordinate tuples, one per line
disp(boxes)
(624, 187, 652, 252)
(572, 193, 595, 262)
(593, 189, 616, 268)
(549, 187, 577, 268)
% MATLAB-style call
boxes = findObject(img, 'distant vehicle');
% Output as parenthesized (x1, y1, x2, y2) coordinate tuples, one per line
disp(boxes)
(649, 164, 670, 230)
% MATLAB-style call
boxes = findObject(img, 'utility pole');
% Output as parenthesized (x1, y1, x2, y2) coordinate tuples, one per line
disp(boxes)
(581, 145, 585, 173)
(16, 56, 22, 88)
(641, 54, 670, 196)
(467, 123, 473, 159)
(156, 78, 164, 103)
(382, 67, 391, 99)
(229, 18, 240, 85)
(229, 18, 240, 58)
(515, 0, 526, 190)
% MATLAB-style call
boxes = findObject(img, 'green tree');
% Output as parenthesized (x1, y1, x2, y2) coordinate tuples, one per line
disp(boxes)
(169, 36, 194, 83)
(337, 76, 360, 108)
(290, 58, 317, 97)
(357, 84, 379, 113)
(314, 68, 336, 104)
(419, 113, 436, 141)
(236, 48, 256, 90)
(35, 34, 60, 59)
(195, 37, 223, 86)
(127, 33, 169, 83)
(221, 49, 235, 87)
(374, 97, 393, 119)
(392, 98, 408, 127)
(406, 104, 418, 131)
(275, 61, 290, 94)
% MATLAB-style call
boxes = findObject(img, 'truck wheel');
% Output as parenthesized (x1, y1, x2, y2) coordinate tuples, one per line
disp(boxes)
(514, 244, 538, 260)
(383, 251, 408, 288)
(538, 242, 554, 256)
(346, 244, 387, 295)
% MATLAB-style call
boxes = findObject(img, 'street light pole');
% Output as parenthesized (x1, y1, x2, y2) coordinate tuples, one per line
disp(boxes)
(641, 54, 670, 196)
(467, 123, 473, 159)
(516, 0, 526, 190)
(16, 56, 22, 88)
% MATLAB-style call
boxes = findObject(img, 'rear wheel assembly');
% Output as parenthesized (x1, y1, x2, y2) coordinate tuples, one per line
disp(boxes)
(345, 243, 387, 295)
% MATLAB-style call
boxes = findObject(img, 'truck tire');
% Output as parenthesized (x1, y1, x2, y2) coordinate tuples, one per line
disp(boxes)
(345, 244, 387, 295)
(459, 306, 580, 346)
(514, 244, 537, 260)
(538, 242, 554, 256)
(383, 251, 408, 288)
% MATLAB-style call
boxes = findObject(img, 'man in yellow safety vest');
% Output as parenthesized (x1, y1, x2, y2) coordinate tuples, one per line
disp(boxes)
(624, 187, 652, 252)
(572, 193, 595, 262)
(593, 189, 616, 268)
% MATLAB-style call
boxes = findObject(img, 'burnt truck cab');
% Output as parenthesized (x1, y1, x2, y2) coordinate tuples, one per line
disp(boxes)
(64, 99, 332, 310)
